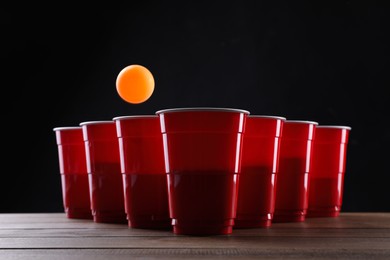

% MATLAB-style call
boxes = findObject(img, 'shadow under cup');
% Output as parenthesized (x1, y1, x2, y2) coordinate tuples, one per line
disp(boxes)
(156, 108, 250, 235)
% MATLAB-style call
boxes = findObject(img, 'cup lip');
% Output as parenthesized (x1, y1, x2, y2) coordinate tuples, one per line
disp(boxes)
(249, 115, 286, 120)
(79, 120, 114, 126)
(112, 115, 157, 121)
(53, 126, 81, 131)
(285, 120, 319, 125)
(155, 107, 250, 115)
(316, 125, 352, 130)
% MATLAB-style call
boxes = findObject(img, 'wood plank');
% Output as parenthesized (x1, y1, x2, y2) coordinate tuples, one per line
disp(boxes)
(1, 236, 390, 250)
(1, 248, 390, 260)
(1, 227, 390, 238)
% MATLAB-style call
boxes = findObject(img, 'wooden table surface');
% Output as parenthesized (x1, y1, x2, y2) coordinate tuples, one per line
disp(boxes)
(0, 212, 389, 259)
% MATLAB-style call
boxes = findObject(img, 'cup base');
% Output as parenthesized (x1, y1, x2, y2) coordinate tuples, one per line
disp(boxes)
(93, 211, 127, 224)
(65, 208, 93, 220)
(172, 219, 234, 235)
(307, 207, 341, 218)
(273, 215, 305, 223)
(173, 225, 233, 236)
(234, 219, 272, 228)
(273, 210, 306, 223)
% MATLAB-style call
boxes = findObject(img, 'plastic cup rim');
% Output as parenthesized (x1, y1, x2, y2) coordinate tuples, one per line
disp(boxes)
(53, 126, 81, 131)
(249, 115, 286, 120)
(113, 115, 157, 121)
(79, 120, 114, 126)
(316, 125, 352, 130)
(155, 107, 250, 115)
(285, 120, 319, 125)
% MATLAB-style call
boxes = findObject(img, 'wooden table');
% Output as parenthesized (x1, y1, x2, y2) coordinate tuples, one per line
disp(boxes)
(1, 212, 389, 259)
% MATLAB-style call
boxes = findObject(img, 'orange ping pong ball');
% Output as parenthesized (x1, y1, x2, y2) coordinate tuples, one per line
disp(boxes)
(116, 64, 155, 104)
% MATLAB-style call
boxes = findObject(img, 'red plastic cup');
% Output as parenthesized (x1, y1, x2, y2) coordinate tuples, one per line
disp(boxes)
(307, 125, 352, 218)
(80, 121, 127, 224)
(53, 126, 92, 219)
(156, 107, 250, 235)
(235, 115, 286, 228)
(113, 115, 171, 229)
(273, 120, 318, 223)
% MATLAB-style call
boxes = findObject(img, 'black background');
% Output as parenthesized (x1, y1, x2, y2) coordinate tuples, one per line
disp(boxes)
(1, 1, 389, 213)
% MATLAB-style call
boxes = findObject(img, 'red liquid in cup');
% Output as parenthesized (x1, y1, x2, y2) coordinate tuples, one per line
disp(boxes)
(167, 171, 238, 235)
(88, 162, 126, 223)
(164, 132, 242, 235)
(61, 174, 92, 219)
(123, 173, 170, 229)
(274, 158, 309, 222)
(235, 166, 276, 228)
(308, 176, 343, 217)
